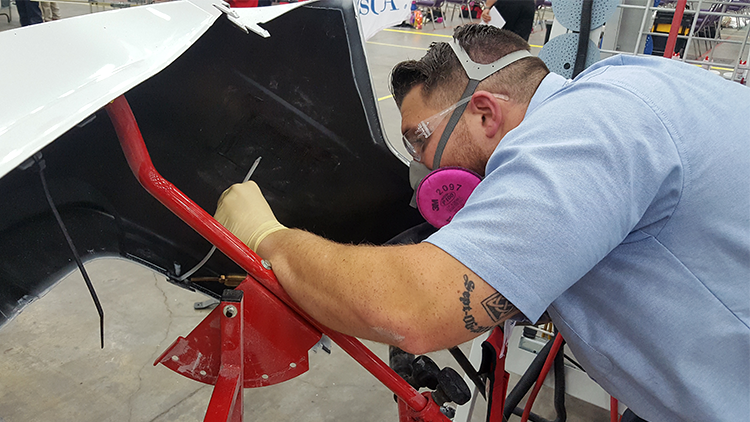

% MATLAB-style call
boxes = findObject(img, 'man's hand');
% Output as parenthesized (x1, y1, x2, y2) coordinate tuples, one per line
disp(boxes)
(214, 181, 287, 252)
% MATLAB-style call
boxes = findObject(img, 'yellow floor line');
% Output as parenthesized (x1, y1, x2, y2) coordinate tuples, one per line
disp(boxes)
(366, 41, 429, 51)
(380, 28, 543, 49)
(378, 94, 394, 102)
(383, 28, 454, 38)
(709, 65, 736, 72)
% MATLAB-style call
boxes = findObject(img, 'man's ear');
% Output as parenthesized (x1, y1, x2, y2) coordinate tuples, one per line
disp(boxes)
(468, 91, 504, 139)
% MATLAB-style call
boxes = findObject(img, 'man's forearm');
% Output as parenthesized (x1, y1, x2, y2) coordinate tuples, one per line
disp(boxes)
(256, 229, 520, 354)
(257, 228, 423, 347)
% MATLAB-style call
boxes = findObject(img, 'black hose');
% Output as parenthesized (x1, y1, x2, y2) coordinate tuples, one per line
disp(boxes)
(564, 354, 585, 372)
(504, 332, 567, 422)
(449, 346, 487, 399)
(573, 0, 594, 78)
(503, 334, 557, 420)
(552, 337, 567, 422)
(36, 154, 105, 348)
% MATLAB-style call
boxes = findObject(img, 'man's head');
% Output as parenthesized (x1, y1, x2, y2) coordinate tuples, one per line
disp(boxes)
(390, 25, 549, 173)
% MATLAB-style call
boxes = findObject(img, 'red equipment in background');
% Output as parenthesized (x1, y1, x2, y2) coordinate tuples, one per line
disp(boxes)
(662, 0, 688, 58)
(228, 0, 301, 8)
(228, 0, 260, 7)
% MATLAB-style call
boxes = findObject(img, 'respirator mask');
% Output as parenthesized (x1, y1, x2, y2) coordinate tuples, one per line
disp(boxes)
(407, 41, 532, 228)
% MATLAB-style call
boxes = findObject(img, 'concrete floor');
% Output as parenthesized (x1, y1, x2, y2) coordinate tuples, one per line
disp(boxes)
(0, 261, 610, 422)
(0, 3, 617, 421)
(0, 259, 409, 421)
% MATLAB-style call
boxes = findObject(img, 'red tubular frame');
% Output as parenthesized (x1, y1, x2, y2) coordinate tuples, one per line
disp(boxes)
(520, 334, 565, 422)
(104, 95, 443, 419)
(205, 293, 245, 422)
(663, 0, 688, 58)
(610, 396, 620, 422)
(485, 329, 509, 422)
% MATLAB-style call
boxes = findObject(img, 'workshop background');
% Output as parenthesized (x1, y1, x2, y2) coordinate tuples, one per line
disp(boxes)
(1, 0, 747, 421)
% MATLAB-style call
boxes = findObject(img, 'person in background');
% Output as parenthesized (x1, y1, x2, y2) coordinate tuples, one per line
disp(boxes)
(15, 0, 43, 26)
(40, 2, 61, 22)
(481, 0, 535, 40)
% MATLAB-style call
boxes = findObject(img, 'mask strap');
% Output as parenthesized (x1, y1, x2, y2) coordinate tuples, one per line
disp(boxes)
(432, 80, 480, 169)
(449, 41, 533, 81)
(432, 42, 533, 169)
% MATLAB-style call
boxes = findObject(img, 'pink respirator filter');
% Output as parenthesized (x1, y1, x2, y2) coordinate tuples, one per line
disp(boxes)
(415, 167, 482, 228)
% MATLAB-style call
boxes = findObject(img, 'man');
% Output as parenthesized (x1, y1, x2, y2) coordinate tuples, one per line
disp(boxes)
(216, 25, 749, 421)
(40, 2, 61, 22)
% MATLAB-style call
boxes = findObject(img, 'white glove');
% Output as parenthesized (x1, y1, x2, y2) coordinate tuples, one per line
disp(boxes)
(215, 181, 287, 252)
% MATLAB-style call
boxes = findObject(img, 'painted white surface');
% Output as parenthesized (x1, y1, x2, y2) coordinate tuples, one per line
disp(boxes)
(0, 0, 224, 178)
(0, 0, 327, 179)
(232, 0, 317, 37)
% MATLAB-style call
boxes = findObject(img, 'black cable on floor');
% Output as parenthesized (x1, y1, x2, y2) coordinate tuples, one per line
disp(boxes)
(564, 354, 585, 372)
(35, 154, 105, 348)
(448, 346, 486, 399)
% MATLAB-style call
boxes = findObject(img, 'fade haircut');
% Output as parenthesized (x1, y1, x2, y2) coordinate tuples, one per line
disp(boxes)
(390, 25, 549, 109)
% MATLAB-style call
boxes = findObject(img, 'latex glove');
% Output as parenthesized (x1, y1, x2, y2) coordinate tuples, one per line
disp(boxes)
(481, 8, 491, 22)
(215, 181, 287, 252)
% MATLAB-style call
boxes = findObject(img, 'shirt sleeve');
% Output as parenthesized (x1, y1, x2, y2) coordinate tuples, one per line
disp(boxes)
(426, 78, 683, 323)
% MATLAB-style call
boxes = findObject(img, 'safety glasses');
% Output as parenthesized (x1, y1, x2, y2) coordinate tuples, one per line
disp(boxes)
(402, 97, 471, 163)
(401, 94, 509, 162)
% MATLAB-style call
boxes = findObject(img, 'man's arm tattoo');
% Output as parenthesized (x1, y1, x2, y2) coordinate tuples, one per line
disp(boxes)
(459, 274, 516, 333)
(481, 292, 515, 322)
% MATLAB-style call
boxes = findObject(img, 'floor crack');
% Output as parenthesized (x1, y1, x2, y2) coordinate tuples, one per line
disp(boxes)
(128, 273, 175, 422)
(147, 385, 209, 422)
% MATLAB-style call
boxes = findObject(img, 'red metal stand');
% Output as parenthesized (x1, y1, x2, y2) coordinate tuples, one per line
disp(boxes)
(398, 393, 449, 422)
(484, 329, 509, 422)
(104, 95, 450, 422)
(610, 396, 620, 422)
(205, 289, 245, 422)
(520, 334, 565, 422)
(229, 0, 259, 7)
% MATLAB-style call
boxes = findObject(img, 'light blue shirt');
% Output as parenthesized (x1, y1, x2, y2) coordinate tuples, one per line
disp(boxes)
(427, 55, 750, 421)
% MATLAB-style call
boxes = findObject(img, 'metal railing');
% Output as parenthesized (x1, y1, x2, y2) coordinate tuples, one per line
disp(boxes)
(600, 0, 749, 83)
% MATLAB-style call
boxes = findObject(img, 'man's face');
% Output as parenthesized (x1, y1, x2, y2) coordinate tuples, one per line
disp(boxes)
(399, 86, 487, 175)
(399, 87, 443, 168)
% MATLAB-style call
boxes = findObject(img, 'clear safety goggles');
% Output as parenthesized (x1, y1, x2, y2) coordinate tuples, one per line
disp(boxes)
(401, 93, 509, 162)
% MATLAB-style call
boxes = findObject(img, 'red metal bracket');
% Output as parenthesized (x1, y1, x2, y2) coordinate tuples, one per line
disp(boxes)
(154, 275, 321, 388)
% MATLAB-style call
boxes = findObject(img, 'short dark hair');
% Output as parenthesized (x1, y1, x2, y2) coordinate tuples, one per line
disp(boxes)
(390, 24, 549, 108)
